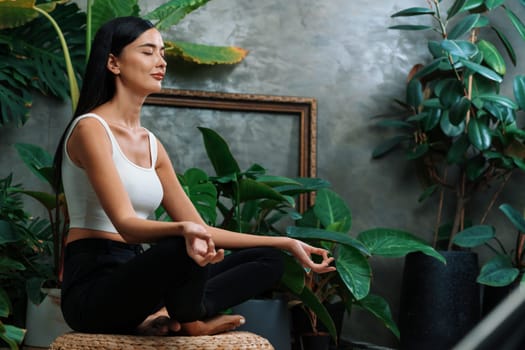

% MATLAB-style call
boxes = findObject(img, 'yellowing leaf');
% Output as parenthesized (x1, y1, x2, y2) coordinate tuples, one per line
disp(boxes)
(165, 40, 248, 65)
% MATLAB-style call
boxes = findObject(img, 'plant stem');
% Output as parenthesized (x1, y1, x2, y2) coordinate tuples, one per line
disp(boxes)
(480, 172, 512, 225)
(448, 172, 466, 250)
(433, 168, 447, 247)
(86, 0, 93, 61)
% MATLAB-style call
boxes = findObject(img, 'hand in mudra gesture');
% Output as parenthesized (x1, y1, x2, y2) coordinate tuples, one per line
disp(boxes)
(181, 222, 224, 266)
(288, 239, 336, 274)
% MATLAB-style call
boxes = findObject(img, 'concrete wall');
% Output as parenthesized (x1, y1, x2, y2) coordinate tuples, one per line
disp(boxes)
(2, 0, 525, 347)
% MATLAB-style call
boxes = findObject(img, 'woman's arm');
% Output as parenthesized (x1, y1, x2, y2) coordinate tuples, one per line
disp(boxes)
(67, 118, 213, 247)
(156, 140, 335, 274)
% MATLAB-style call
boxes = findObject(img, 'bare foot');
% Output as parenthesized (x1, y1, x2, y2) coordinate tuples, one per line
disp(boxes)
(181, 315, 245, 336)
(137, 307, 181, 336)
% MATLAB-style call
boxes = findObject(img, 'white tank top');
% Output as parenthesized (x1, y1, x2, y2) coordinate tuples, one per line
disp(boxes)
(61, 113, 164, 233)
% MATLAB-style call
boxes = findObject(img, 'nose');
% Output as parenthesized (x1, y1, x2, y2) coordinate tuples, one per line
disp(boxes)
(157, 53, 167, 68)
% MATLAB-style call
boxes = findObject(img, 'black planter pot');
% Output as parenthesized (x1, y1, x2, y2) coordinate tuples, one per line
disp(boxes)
(232, 298, 291, 350)
(399, 251, 481, 350)
(482, 283, 516, 317)
(290, 301, 345, 350)
(299, 333, 331, 350)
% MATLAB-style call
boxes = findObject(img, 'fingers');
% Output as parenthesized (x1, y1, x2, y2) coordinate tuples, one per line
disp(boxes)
(298, 242, 336, 274)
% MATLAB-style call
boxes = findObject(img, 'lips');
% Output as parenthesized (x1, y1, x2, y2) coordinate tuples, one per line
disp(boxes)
(151, 73, 164, 80)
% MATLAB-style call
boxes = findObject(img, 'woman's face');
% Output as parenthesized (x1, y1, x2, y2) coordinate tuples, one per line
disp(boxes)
(110, 27, 167, 95)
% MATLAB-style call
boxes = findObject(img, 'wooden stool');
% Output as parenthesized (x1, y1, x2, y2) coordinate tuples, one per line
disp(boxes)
(49, 331, 274, 350)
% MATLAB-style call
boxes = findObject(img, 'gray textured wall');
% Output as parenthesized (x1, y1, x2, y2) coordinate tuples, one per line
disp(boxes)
(2, 0, 525, 347)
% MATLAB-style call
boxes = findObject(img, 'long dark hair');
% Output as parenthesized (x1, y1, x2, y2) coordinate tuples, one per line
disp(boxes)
(53, 16, 155, 192)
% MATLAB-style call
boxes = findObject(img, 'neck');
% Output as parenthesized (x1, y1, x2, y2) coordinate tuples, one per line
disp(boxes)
(95, 97, 144, 130)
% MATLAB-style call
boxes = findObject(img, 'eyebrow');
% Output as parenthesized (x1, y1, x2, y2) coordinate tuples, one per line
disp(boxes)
(137, 43, 165, 50)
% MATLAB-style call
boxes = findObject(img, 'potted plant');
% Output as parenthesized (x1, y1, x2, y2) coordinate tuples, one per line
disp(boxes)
(285, 188, 445, 350)
(0, 173, 53, 350)
(174, 127, 444, 350)
(9, 143, 72, 348)
(0, 0, 248, 127)
(453, 202, 525, 314)
(372, 0, 525, 348)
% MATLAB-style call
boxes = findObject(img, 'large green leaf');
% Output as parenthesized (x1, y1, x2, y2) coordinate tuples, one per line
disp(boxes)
(1, 324, 26, 349)
(388, 24, 433, 31)
(12, 190, 56, 211)
(505, 7, 525, 42)
(461, 0, 484, 12)
(314, 188, 352, 233)
(391, 7, 435, 17)
(0, 2, 85, 125)
(447, 0, 467, 19)
(474, 94, 518, 110)
(0, 256, 26, 273)
(478, 39, 506, 75)
(499, 203, 525, 232)
(198, 127, 241, 176)
(357, 228, 446, 263)
(406, 79, 423, 109)
(412, 57, 446, 80)
(372, 135, 406, 159)
(355, 294, 400, 339)
(423, 108, 442, 131)
(238, 178, 290, 203)
(477, 254, 519, 287)
(336, 245, 371, 300)
(178, 168, 217, 225)
(166, 40, 248, 65)
(14, 143, 53, 185)
(441, 40, 478, 59)
(0, 74, 31, 126)
(449, 97, 471, 125)
(273, 177, 331, 196)
(0, 0, 58, 29)
(144, 0, 211, 31)
(0, 220, 18, 244)
(467, 117, 492, 151)
(440, 110, 465, 137)
(491, 25, 517, 66)
(485, 0, 505, 10)
(452, 225, 495, 248)
(448, 14, 480, 39)
(513, 75, 525, 110)
(89, 0, 139, 43)
(460, 59, 503, 82)
(279, 254, 305, 295)
(286, 226, 370, 256)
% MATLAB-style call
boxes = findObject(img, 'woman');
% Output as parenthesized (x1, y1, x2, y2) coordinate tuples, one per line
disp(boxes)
(55, 16, 335, 337)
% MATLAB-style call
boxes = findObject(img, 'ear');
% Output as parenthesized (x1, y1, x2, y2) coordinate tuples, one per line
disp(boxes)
(107, 54, 120, 75)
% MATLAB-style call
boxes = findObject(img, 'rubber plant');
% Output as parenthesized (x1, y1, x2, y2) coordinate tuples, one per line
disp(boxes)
(0, 0, 248, 126)
(453, 202, 525, 287)
(372, 0, 525, 250)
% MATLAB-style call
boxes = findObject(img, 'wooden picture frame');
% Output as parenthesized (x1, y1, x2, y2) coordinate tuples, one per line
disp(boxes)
(144, 88, 317, 210)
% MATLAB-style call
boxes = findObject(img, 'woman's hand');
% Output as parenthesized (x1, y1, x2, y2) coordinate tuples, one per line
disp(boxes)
(288, 239, 336, 274)
(180, 221, 224, 266)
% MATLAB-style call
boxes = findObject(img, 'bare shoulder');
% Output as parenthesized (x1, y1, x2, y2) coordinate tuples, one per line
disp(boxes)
(69, 117, 109, 143)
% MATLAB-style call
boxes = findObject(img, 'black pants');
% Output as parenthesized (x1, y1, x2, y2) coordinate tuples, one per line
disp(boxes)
(60, 237, 284, 334)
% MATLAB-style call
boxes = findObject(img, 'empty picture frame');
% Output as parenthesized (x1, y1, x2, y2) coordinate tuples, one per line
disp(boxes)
(142, 88, 317, 210)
